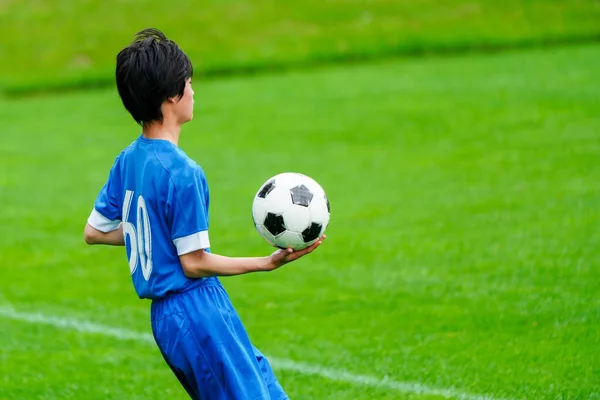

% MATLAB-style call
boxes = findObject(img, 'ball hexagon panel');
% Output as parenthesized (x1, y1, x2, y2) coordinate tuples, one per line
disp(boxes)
(273, 172, 305, 190)
(290, 184, 313, 207)
(308, 196, 330, 224)
(275, 230, 305, 250)
(251, 197, 267, 225)
(264, 185, 293, 214)
(263, 212, 286, 236)
(282, 204, 311, 233)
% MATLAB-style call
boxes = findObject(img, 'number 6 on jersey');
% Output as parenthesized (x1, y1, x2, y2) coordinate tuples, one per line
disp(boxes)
(122, 190, 153, 280)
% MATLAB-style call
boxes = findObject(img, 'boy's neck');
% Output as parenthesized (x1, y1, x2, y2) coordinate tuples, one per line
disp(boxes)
(142, 120, 181, 146)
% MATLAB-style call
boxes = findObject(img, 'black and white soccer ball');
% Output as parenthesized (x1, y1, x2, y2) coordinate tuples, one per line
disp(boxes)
(252, 172, 330, 250)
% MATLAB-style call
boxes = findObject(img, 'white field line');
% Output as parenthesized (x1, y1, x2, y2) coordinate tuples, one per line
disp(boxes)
(0, 305, 504, 400)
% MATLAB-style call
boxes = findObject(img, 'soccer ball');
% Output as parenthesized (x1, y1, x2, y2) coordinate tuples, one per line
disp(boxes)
(252, 172, 330, 250)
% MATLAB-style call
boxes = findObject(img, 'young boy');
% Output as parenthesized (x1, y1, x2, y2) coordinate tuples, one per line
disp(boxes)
(84, 28, 325, 400)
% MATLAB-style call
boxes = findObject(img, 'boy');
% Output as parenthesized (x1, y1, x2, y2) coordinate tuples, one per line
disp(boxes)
(84, 28, 325, 400)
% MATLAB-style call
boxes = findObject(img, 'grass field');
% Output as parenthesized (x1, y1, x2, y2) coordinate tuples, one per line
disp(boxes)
(1, 40, 600, 398)
(2, 0, 600, 92)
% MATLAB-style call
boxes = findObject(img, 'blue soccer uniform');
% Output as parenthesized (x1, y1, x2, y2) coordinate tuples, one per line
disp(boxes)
(88, 136, 288, 399)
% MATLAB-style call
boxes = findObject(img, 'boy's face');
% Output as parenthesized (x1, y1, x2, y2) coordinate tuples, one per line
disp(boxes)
(174, 78, 194, 124)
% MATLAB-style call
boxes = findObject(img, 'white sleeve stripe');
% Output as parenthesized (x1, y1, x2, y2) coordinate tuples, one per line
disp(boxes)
(173, 231, 211, 255)
(88, 209, 121, 233)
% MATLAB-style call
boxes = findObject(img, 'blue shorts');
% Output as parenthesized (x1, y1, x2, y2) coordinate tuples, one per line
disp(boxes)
(151, 277, 288, 400)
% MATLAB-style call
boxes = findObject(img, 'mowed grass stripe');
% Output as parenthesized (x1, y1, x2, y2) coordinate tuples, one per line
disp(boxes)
(0, 304, 507, 400)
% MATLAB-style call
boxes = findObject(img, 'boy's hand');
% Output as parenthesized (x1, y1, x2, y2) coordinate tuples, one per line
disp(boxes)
(264, 235, 326, 270)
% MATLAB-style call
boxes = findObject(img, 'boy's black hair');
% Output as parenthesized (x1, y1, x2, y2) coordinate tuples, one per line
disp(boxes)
(116, 28, 193, 125)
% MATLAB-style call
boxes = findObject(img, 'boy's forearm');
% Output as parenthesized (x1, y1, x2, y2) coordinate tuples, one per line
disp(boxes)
(84, 224, 125, 246)
(180, 251, 270, 278)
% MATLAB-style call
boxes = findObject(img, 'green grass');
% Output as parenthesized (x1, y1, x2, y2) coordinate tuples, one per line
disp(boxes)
(1, 0, 600, 92)
(1, 43, 599, 399)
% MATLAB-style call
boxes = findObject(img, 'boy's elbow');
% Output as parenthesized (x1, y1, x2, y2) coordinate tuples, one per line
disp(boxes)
(182, 265, 195, 278)
(180, 250, 209, 278)
(181, 259, 200, 278)
(84, 224, 99, 244)
(181, 263, 201, 278)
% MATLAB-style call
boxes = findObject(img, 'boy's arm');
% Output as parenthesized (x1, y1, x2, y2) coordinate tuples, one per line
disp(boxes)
(170, 170, 326, 278)
(84, 223, 125, 246)
(179, 235, 325, 278)
(86, 154, 123, 246)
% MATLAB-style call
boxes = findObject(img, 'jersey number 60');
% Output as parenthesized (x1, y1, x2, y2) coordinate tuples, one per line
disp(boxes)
(122, 190, 153, 281)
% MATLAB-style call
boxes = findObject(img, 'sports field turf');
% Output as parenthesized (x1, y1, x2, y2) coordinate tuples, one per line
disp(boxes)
(0, 43, 599, 399)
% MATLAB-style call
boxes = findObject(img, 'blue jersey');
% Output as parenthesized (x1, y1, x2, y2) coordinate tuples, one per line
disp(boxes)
(88, 136, 211, 299)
